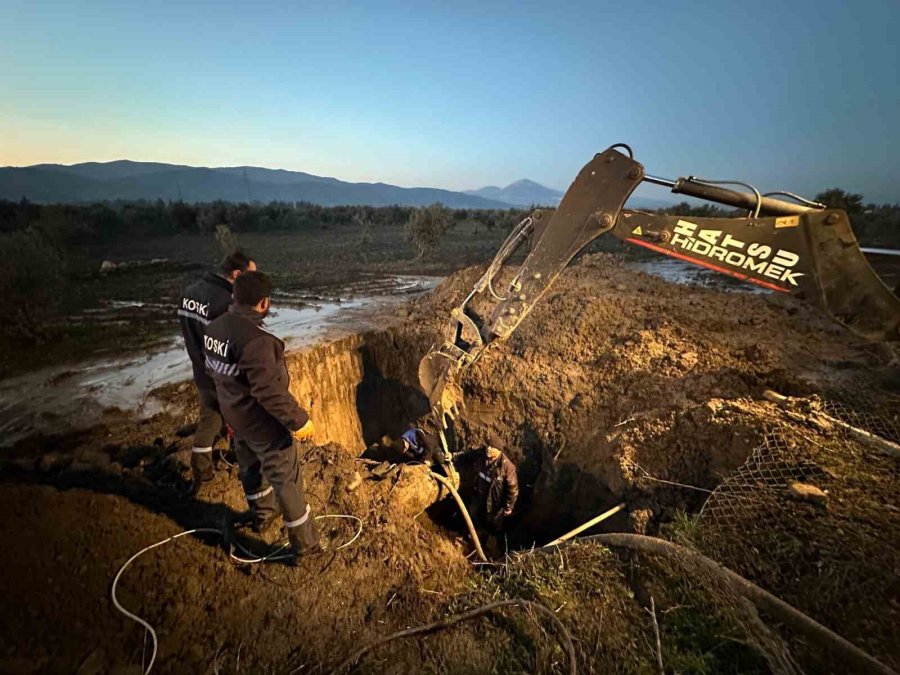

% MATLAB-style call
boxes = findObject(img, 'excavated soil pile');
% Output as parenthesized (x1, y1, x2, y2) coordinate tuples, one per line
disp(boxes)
(402, 255, 896, 540)
(1, 253, 897, 673)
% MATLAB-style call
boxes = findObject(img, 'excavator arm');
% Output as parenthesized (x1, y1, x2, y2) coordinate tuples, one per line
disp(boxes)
(419, 145, 900, 419)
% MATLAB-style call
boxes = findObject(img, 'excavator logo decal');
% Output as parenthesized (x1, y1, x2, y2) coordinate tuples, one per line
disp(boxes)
(670, 220, 804, 287)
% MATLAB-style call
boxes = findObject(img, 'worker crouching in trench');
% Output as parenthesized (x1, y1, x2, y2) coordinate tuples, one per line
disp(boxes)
(364, 426, 449, 467)
(452, 433, 519, 556)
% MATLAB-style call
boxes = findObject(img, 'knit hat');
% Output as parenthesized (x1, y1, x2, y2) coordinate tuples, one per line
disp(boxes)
(485, 433, 504, 451)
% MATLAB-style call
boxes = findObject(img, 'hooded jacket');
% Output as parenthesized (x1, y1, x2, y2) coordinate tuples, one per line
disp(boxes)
(203, 305, 309, 445)
(454, 449, 519, 517)
(179, 271, 234, 390)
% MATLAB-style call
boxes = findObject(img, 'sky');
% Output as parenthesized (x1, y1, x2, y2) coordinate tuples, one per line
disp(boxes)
(0, 0, 898, 202)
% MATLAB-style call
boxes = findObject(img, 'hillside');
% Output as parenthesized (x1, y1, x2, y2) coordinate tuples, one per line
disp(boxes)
(465, 178, 677, 211)
(0, 160, 511, 208)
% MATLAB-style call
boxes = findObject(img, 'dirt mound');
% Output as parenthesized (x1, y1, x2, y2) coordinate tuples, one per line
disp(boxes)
(398, 254, 895, 541)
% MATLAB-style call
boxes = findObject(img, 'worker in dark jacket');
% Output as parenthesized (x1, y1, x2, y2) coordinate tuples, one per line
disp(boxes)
(179, 249, 256, 485)
(203, 271, 320, 558)
(453, 433, 519, 532)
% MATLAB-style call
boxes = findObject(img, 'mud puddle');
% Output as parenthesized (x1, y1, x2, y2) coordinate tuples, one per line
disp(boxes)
(0, 275, 440, 446)
(629, 258, 768, 292)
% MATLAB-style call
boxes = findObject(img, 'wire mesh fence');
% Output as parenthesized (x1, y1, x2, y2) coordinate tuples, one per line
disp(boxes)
(700, 383, 899, 528)
(698, 428, 828, 529)
(816, 383, 900, 446)
(693, 385, 900, 672)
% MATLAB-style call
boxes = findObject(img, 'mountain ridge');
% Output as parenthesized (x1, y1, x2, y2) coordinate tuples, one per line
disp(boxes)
(0, 160, 512, 208)
(2, 159, 678, 210)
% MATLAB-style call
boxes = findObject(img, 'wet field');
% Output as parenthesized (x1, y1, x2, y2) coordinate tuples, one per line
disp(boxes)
(0, 275, 439, 445)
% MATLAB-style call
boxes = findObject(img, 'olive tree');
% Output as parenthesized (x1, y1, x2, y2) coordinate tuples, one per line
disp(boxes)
(404, 203, 453, 260)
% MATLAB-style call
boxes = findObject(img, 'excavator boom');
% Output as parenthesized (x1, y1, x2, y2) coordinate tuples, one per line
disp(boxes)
(419, 145, 900, 417)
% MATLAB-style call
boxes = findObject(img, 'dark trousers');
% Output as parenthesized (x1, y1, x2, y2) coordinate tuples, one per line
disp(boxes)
(466, 498, 505, 534)
(192, 385, 223, 477)
(234, 432, 319, 549)
(466, 498, 506, 558)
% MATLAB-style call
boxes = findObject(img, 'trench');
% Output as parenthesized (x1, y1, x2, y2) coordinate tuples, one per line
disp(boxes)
(285, 325, 760, 550)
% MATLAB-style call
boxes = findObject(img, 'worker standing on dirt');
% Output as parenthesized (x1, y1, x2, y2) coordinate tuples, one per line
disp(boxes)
(453, 433, 519, 533)
(203, 271, 321, 558)
(178, 249, 256, 486)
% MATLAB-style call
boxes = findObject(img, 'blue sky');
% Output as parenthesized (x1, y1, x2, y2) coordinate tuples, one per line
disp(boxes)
(1, 0, 898, 201)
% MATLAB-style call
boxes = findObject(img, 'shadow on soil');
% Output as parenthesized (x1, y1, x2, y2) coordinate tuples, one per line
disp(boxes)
(0, 446, 294, 565)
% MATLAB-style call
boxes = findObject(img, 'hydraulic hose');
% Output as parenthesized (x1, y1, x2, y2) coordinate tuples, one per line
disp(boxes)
(543, 533, 897, 675)
(428, 471, 488, 563)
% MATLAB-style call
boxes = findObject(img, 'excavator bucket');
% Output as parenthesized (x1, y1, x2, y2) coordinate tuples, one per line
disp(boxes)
(417, 351, 464, 418)
(417, 146, 645, 420)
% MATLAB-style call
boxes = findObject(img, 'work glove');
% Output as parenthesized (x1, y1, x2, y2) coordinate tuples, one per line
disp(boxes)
(292, 419, 315, 442)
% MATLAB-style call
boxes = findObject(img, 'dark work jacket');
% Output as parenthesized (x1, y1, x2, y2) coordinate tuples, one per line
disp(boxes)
(179, 271, 234, 391)
(454, 449, 519, 517)
(203, 305, 309, 445)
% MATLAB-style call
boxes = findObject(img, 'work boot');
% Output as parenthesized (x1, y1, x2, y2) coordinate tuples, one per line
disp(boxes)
(252, 514, 283, 545)
(191, 451, 215, 484)
(287, 527, 325, 560)
(229, 511, 284, 555)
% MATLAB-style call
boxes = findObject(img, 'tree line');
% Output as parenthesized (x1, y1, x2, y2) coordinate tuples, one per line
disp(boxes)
(0, 198, 529, 244)
(1, 187, 895, 247)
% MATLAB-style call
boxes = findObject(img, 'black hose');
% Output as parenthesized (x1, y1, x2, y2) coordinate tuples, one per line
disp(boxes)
(542, 533, 897, 675)
(331, 599, 577, 674)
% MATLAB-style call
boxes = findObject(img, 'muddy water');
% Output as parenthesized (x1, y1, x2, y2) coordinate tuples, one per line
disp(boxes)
(0, 276, 439, 446)
(630, 248, 900, 292)
(628, 258, 767, 292)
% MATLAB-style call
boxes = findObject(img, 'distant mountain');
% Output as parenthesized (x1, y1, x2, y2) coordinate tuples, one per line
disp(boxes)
(0, 160, 510, 208)
(466, 179, 563, 207)
(215, 166, 341, 186)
